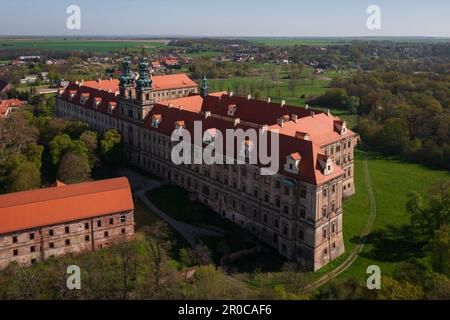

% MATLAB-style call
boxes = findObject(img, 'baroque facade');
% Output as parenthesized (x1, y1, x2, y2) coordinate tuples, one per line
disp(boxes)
(55, 58, 359, 271)
(0, 178, 134, 270)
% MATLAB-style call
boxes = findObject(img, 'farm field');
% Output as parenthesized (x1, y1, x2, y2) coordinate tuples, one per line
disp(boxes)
(0, 39, 168, 53)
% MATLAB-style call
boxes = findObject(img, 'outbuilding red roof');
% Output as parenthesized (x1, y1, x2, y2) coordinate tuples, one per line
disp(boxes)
(0, 177, 134, 235)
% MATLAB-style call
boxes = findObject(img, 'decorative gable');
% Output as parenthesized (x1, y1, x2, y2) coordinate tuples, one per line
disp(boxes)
(284, 153, 302, 174)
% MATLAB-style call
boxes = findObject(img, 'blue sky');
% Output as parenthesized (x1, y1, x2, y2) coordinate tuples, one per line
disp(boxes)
(1, 0, 449, 37)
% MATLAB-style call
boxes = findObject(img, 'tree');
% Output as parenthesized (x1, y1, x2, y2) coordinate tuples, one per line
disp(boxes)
(8, 161, 41, 192)
(80, 131, 98, 167)
(100, 129, 126, 166)
(49, 134, 88, 166)
(57, 152, 91, 184)
(426, 225, 450, 276)
(406, 180, 450, 235)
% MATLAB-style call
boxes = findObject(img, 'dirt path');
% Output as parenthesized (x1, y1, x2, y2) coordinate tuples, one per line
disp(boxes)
(304, 159, 377, 291)
(137, 190, 223, 248)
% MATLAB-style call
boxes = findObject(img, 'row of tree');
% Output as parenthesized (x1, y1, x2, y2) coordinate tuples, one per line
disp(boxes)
(0, 106, 126, 194)
(313, 68, 450, 170)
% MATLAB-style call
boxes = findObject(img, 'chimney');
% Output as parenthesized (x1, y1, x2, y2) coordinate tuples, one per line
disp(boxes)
(97, 79, 101, 83)
(291, 114, 298, 123)
(305, 104, 309, 110)
(234, 118, 240, 126)
(281, 100, 286, 107)
(204, 111, 211, 119)
(327, 109, 332, 116)
(247, 94, 252, 100)
(311, 111, 315, 117)
(168, 103, 173, 109)
(229, 92, 234, 97)
(267, 97, 271, 103)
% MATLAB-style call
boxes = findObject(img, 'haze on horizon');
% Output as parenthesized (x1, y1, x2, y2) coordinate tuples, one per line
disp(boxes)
(1, 0, 449, 38)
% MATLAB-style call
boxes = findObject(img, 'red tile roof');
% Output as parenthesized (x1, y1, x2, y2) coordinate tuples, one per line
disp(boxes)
(81, 74, 197, 93)
(0, 177, 134, 235)
(0, 99, 25, 117)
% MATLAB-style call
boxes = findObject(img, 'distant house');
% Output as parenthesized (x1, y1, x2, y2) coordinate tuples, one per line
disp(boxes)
(0, 99, 25, 118)
(20, 74, 38, 85)
(0, 80, 11, 95)
(56, 79, 70, 88)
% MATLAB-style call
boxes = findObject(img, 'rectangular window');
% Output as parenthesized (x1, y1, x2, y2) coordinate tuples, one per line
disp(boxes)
(109, 218, 114, 225)
(30, 246, 35, 253)
(97, 220, 102, 228)
(65, 226, 70, 234)
(29, 233, 35, 240)
(12, 236, 17, 244)
(65, 239, 71, 246)
(121, 228, 126, 235)
(13, 249, 18, 256)
(121, 215, 126, 223)
(49, 229, 54, 236)
(85, 235, 90, 242)
(49, 242, 55, 249)
(85, 223, 89, 230)
(104, 231, 109, 238)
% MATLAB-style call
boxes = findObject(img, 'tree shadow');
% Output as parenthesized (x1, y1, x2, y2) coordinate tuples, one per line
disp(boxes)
(350, 224, 427, 263)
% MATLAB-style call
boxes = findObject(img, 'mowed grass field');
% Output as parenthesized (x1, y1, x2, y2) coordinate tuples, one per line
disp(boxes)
(0, 39, 168, 53)
(335, 151, 450, 282)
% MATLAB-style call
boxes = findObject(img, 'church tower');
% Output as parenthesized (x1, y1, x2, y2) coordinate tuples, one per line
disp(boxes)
(134, 58, 154, 121)
(119, 56, 134, 100)
(200, 75, 209, 98)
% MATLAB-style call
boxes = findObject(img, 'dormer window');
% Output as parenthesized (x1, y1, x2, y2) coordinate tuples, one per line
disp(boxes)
(108, 102, 117, 114)
(284, 153, 301, 174)
(151, 114, 162, 128)
(227, 104, 238, 117)
(295, 131, 310, 141)
(175, 120, 185, 130)
(69, 90, 77, 100)
(80, 93, 90, 105)
(334, 120, 348, 135)
(94, 97, 102, 109)
(319, 155, 334, 176)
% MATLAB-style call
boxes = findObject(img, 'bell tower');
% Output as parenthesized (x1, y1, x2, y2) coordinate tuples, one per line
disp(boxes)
(134, 57, 154, 121)
(200, 75, 209, 98)
(119, 56, 134, 100)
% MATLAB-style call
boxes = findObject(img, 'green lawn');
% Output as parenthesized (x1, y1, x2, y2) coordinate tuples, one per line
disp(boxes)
(0, 39, 167, 53)
(336, 151, 450, 282)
